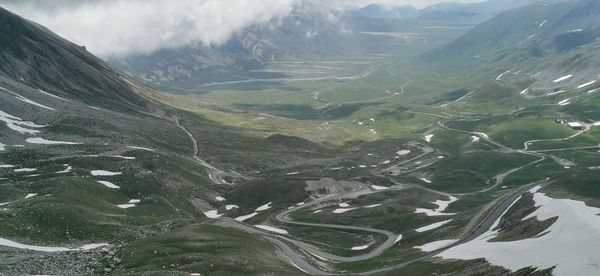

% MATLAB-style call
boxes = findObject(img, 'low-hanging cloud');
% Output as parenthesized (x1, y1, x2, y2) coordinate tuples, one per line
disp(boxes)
(1, 0, 483, 57)
(3, 0, 297, 57)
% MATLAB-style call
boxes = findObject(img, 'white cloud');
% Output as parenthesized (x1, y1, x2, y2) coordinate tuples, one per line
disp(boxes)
(2, 0, 484, 57)
(4, 0, 296, 57)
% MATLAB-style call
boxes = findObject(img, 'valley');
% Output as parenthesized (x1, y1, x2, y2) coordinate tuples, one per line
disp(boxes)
(1, 1, 600, 275)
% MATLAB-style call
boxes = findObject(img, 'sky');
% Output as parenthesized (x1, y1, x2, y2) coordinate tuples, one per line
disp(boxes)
(1, 0, 484, 57)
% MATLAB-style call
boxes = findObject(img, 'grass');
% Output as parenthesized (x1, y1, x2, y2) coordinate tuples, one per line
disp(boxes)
(115, 223, 299, 275)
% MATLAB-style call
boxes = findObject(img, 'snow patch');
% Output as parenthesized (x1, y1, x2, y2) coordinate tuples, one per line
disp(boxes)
(553, 75, 573, 83)
(255, 202, 273, 212)
(225, 205, 239, 210)
(235, 212, 258, 221)
(396, 150, 411, 156)
(0, 238, 108, 252)
(26, 138, 81, 145)
(415, 239, 458, 252)
(558, 99, 571, 106)
(578, 80, 596, 89)
(55, 164, 72, 174)
(394, 234, 403, 244)
(0, 110, 46, 134)
(419, 177, 432, 184)
(333, 208, 358, 214)
(415, 196, 458, 217)
(98, 181, 120, 189)
(13, 94, 56, 111)
(215, 196, 225, 202)
(255, 225, 288, 235)
(474, 132, 489, 139)
(538, 20, 547, 27)
(24, 193, 37, 199)
(351, 245, 370, 251)
(14, 168, 37, 172)
(91, 170, 122, 176)
(126, 146, 156, 152)
(110, 155, 136, 160)
(118, 199, 140, 209)
(203, 210, 222, 219)
(38, 89, 69, 101)
(496, 70, 511, 81)
(424, 134, 434, 143)
(415, 219, 453, 232)
(370, 184, 390, 191)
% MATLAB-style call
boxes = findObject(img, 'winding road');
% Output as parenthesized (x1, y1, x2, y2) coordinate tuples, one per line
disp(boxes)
(175, 118, 249, 185)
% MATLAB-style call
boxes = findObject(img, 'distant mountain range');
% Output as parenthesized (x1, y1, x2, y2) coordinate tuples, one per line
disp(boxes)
(355, 0, 565, 23)
(103, 0, 578, 89)
(108, 8, 356, 88)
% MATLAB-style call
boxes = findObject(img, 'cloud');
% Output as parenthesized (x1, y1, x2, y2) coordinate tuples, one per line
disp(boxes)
(2, 0, 484, 57)
(3, 0, 297, 57)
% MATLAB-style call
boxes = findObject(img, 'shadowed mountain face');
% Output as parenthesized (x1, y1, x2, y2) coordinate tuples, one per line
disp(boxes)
(0, 7, 150, 111)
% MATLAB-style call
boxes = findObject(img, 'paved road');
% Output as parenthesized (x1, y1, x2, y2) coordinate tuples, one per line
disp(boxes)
(360, 181, 544, 274)
(274, 186, 402, 263)
(216, 180, 543, 275)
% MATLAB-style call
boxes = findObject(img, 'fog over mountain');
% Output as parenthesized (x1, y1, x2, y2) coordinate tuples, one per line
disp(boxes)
(1, 0, 483, 57)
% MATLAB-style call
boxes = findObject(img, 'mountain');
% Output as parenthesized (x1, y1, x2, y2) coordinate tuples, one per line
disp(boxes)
(0, 7, 354, 275)
(428, 0, 600, 58)
(356, 0, 566, 25)
(356, 4, 418, 19)
(422, 0, 600, 109)
(108, 8, 356, 88)
(0, 7, 153, 111)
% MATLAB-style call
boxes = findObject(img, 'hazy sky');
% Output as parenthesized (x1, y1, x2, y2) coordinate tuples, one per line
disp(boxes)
(1, 0, 484, 57)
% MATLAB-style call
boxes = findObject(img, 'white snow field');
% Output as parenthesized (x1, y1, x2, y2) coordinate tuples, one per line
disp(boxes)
(439, 186, 600, 276)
